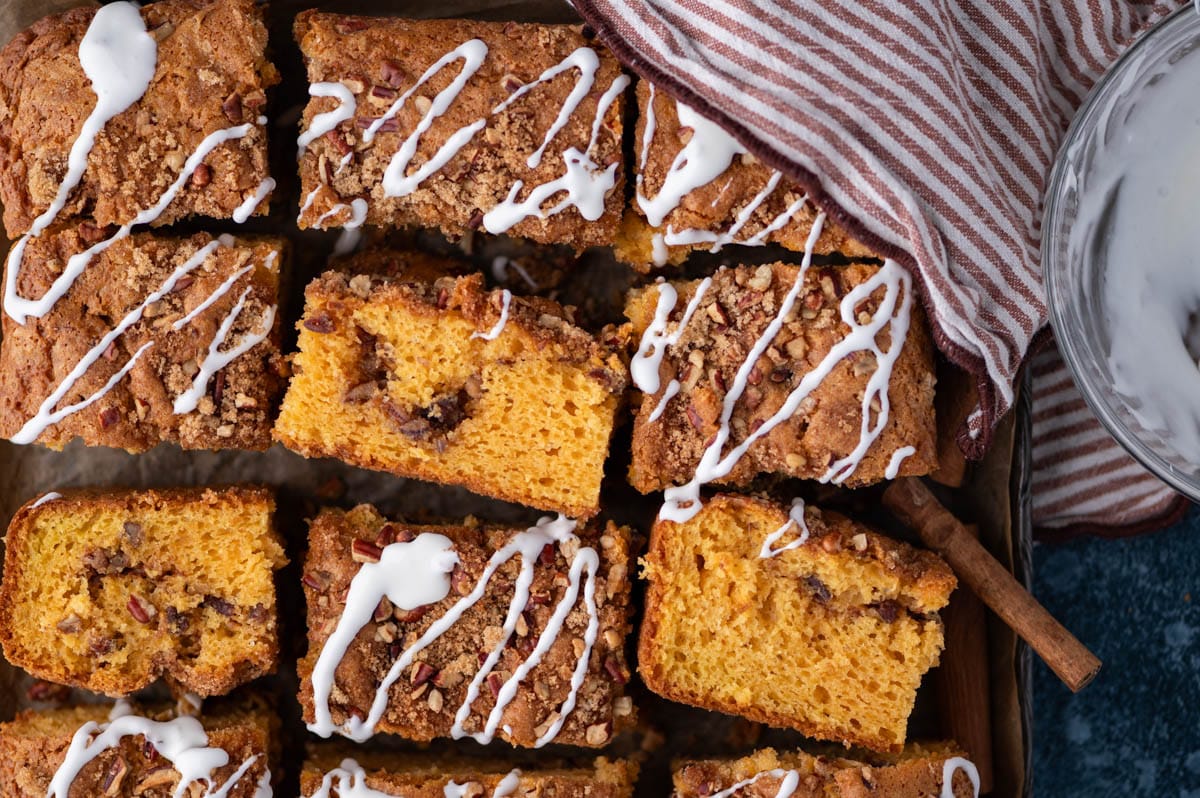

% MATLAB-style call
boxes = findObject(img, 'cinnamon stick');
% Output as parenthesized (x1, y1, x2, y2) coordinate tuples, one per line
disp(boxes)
(883, 477, 1101, 692)
(935, 523, 994, 792)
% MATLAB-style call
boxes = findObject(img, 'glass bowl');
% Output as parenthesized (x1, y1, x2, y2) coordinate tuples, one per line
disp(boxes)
(1043, 5, 1200, 501)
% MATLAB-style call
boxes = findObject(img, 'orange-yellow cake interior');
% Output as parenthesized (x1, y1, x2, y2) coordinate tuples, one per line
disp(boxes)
(274, 272, 626, 518)
(0, 487, 286, 696)
(639, 494, 956, 752)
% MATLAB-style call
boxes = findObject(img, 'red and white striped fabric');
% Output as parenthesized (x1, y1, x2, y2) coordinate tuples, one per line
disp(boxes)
(571, 0, 1190, 534)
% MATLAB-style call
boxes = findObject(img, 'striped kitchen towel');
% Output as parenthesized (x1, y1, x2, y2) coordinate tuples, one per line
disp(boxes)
(571, 0, 1190, 534)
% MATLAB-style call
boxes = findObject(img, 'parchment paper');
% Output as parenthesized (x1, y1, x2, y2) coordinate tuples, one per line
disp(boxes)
(0, 1, 1032, 795)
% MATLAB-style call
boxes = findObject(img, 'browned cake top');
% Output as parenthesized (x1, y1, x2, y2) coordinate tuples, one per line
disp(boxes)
(294, 11, 626, 247)
(623, 80, 871, 269)
(298, 505, 635, 749)
(0, 702, 272, 798)
(0, 230, 284, 452)
(0, 0, 277, 237)
(627, 261, 937, 496)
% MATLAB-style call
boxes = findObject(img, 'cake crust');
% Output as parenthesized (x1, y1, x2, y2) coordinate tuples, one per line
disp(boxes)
(626, 262, 937, 493)
(0, 0, 278, 238)
(0, 486, 287, 697)
(297, 505, 635, 749)
(294, 12, 626, 248)
(0, 230, 286, 452)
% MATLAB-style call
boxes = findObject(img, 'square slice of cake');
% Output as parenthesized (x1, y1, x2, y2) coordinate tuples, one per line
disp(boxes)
(301, 750, 637, 798)
(0, 700, 273, 798)
(0, 486, 287, 697)
(0, 0, 276, 240)
(0, 230, 286, 451)
(0, 0, 278, 238)
(294, 12, 626, 248)
(615, 80, 873, 270)
(626, 261, 936, 504)
(672, 745, 978, 798)
(275, 267, 627, 519)
(638, 494, 955, 752)
(297, 505, 636, 749)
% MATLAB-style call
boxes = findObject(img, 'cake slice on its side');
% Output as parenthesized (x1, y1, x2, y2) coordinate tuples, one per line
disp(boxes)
(301, 749, 637, 798)
(0, 700, 274, 798)
(297, 505, 635, 749)
(672, 745, 978, 798)
(275, 267, 627, 519)
(639, 494, 956, 753)
(0, 487, 287, 697)
(614, 80, 872, 270)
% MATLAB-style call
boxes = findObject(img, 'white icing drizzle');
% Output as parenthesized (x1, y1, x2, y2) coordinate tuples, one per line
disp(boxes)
(309, 533, 461, 740)
(655, 217, 915, 522)
(305, 760, 520, 798)
(5, 120, 260, 325)
(315, 198, 368, 229)
(492, 48, 600, 169)
(700, 758, 977, 798)
(482, 73, 629, 234)
(8, 2, 156, 297)
(48, 709, 263, 798)
(333, 229, 363, 257)
(491, 771, 522, 798)
(630, 278, 713, 395)
(758, 498, 810, 559)
(490, 256, 538, 291)
(172, 288, 276, 415)
(373, 40, 490, 195)
(636, 99, 747, 227)
(173, 265, 254, 330)
(471, 290, 512, 341)
(30, 491, 63, 509)
(885, 445, 917, 479)
(299, 186, 324, 220)
(648, 379, 680, 423)
(298, 82, 358, 157)
(255, 768, 274, 798)
(307, 516, 599, 748)
(704, 769, 799, 798)
(940, 757, 981, 798)
(232, 178, 276, 223)
(303, 44, 624, 233)
(636, 95, 807, 266)
(11, 240, 224, 444)
(636, 84, 657, 175)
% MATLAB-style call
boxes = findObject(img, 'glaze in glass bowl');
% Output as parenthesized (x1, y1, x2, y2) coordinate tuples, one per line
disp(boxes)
(1043, 5, 1200, 502)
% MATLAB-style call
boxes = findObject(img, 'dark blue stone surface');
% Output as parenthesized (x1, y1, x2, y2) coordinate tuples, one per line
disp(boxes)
(1033, 505, 1200, 795)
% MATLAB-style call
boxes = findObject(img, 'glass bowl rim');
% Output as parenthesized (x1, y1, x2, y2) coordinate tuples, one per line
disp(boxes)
(1042, 3, 1200, 501)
